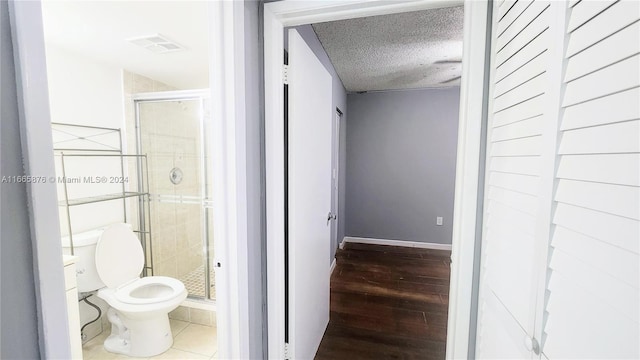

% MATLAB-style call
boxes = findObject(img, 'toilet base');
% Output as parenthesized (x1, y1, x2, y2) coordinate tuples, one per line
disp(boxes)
(103, 307, 173, 357)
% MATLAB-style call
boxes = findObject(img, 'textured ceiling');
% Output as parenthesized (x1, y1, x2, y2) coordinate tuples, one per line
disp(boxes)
(41, 1, 209, 90)
(312, 6, 464, 92)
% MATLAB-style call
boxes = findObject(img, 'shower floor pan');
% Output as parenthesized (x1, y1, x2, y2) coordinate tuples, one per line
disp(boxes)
(179, 264, 216, 300)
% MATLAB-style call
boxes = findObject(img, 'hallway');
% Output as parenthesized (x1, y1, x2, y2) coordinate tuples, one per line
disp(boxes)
(315, 243, 451, 359)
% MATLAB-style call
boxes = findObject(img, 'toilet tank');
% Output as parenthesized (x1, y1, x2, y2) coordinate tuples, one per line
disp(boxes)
(62, 229, 106, 293)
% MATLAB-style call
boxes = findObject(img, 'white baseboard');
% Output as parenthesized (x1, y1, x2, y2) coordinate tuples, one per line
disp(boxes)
(330, 258, 337, 274)
(342, 236, 452, 251)
(339, 237, 347, 250)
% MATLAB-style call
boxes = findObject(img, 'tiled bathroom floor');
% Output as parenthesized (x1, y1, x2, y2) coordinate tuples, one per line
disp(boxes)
(82, 320, 217, 359)
(180, 265, 216, 300)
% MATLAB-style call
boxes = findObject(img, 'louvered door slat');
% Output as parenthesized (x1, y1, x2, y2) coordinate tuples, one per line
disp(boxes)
(561, 87, 640, 130)
(553, 203, 639, 254)
(477, 291, 531, 359)
(495, 28, 549, 81)
(555, 179, 640, 220)
(496, 1, 549, 54)
(493, 95, 545, 127)
(494, 73, 548, 111)
(496, 12, 549, 67)
(543, 1, 640, 357)
(497, 0, 533, 38)
(566, 0, 640, 57)
(499, 0, 519, 21)
(485, 225, 537, 327)
(563, 54, 640, 106)
(494, 50, 547, 97)
(544, 273, 639, 359)
(552, 226, 639, 287)
(549, 249, 639, 318)
(489, 171, 540, 195)
(491, 135, 542, 156)
(565, 22, 640, 82)
(488, 201, 537, 236)
(558, 120, 640, 154)
(488, 187, 538, 215)
(556, 153, 640, 186)
(567, 0, 616, 32)
(490, 156, 542, 176)
(491, 115, 543, 142)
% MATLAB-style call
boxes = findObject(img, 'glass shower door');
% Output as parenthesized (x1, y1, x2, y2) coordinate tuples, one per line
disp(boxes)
(135, 93, 214, 300)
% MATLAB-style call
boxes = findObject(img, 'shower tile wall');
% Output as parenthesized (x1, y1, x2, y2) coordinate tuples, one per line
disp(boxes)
(123, 71, 206, 296)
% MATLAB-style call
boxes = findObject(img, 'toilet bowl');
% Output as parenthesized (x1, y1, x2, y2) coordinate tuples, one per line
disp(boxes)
(93, 223, 188, 357)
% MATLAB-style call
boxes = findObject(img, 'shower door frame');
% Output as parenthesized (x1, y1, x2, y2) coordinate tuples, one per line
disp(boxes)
(132, 89, 214, 301)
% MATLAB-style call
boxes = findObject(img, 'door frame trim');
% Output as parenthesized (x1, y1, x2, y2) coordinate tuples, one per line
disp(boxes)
(331, 108, 342, 251)
(264, 1, 490, 358)
(9, 1, 250, 358)
(8, 2, 71, 357)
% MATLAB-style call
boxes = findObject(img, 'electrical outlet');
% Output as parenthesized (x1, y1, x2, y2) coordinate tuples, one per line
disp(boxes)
(436, 216, 443, 226)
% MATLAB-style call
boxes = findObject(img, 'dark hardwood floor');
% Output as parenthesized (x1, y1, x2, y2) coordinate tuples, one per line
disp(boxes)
(315, 243, 451, 360)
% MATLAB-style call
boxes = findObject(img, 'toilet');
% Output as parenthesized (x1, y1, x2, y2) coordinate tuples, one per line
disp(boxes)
(63, 223, 187, 357)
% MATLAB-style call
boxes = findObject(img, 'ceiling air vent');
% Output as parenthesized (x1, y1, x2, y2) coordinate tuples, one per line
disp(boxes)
(127, 34, 184, 54)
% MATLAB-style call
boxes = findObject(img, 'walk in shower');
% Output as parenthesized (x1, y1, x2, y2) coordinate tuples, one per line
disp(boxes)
(133, 90, 215, 301)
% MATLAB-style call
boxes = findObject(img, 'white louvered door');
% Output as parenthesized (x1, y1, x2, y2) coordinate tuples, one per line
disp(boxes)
(541, 0, 640, 358)
(476, 0, 640, 359)
(477, 1, 557, 358)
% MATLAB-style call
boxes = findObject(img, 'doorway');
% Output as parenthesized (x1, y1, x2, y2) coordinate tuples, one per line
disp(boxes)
(8, 0, 248, 358)
(264, 1, 491, 358)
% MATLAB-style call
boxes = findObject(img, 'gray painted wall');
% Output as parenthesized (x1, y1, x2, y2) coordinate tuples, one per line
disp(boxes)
(345, 88, 460, 244)
(243, 1, 266, 358)
(0, 1, 41, 358)
(286, 24, 348, 262)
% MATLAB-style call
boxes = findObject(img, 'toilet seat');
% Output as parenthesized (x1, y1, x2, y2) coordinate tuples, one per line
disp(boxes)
(95, 224, 187, 311)
(95, 223, 145, 289)
(115, 276, 185, 305)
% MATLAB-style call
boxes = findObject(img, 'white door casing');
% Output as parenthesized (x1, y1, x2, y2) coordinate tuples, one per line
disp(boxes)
(265, 2, 489, 359)
(10, 1, 251, 358)
(287, 28, 333, 359)
(331, 110, 341, 251)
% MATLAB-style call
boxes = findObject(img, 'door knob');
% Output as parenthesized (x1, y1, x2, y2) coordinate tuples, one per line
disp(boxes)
(327, 212, 335, 225)
(524, 336, 540, 355)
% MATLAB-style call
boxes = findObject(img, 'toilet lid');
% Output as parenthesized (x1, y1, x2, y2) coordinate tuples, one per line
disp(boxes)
(95, 223, 144, 289)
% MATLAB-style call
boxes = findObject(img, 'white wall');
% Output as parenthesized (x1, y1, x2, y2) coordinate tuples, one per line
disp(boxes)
(45, 45, 128, 341)
(46, 45, 126, 131)
(45, 44, 127, 236)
